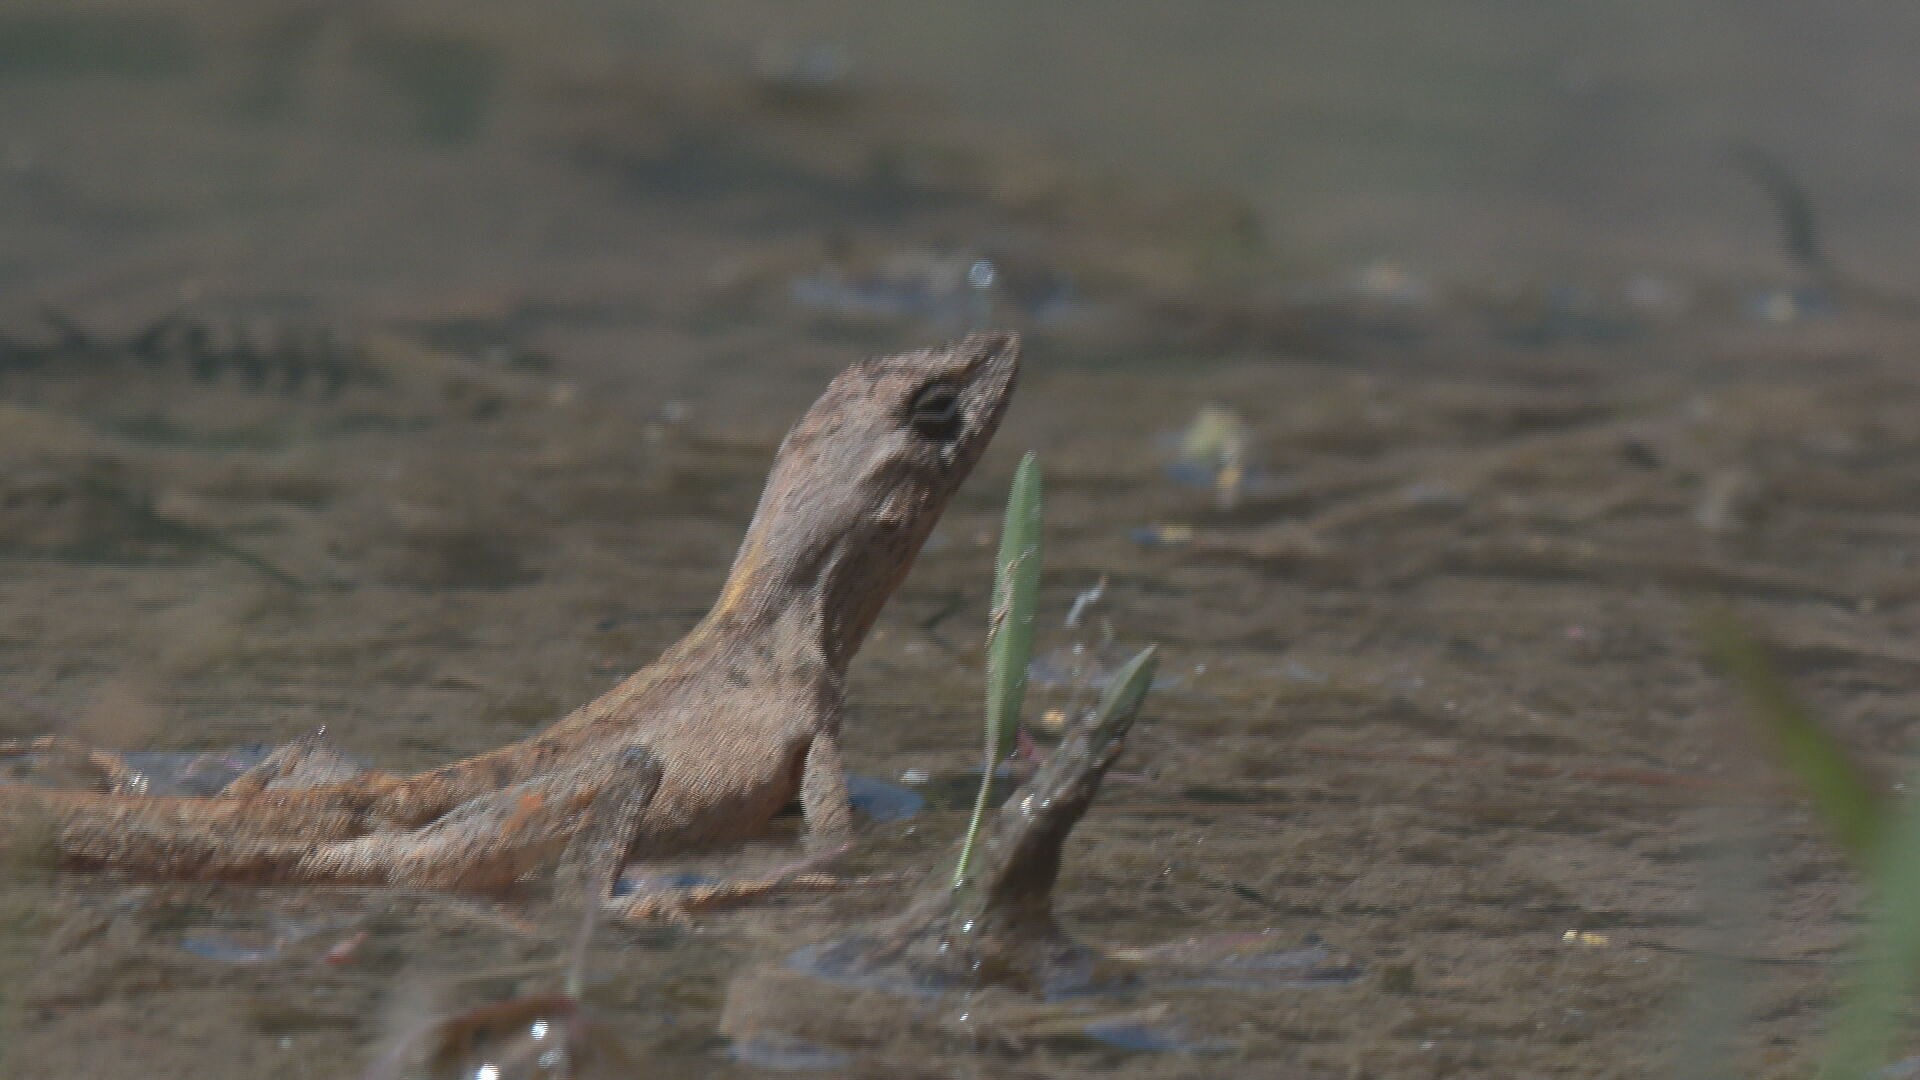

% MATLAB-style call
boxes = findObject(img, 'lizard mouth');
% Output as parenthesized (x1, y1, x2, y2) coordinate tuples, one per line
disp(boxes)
(953, 329, 1020, 381)
(948, 330, 1021, 441)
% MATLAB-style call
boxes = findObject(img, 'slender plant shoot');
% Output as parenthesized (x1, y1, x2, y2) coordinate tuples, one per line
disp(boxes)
(1082, 646, 1158, 760)
(1703, 609, 1920, 1078)
(986, 452, 1043, 763)
(1702, 611, 1884, 860)
(1820, 771, 1920, 1080)
(955, 452, 1042, 889)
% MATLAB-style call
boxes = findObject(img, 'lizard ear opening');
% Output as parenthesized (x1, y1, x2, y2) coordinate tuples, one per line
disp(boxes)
(908, 382, 962, 441)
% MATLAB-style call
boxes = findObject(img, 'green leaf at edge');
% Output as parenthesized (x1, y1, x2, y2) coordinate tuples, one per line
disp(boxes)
(1700, 609, 1884, 862)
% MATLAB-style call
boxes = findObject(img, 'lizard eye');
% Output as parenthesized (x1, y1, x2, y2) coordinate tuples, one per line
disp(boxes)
(908, 383, 962, 440)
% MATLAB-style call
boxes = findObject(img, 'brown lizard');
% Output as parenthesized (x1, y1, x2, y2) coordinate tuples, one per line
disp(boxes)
(0, 331, 1021, 921)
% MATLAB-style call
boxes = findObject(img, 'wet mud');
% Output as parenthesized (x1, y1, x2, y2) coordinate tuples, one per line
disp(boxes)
(1, 3, 1918, 1077)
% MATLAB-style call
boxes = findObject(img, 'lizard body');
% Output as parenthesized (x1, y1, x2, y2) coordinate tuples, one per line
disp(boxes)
(1, 332, 1020, 917)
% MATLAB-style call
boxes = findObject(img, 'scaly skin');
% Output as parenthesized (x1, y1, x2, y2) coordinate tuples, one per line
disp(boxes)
(0, 332, 1021, 920)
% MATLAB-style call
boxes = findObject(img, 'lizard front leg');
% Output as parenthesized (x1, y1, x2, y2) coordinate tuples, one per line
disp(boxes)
(799, 729, 853, 851)
(602, 732, 900, 924)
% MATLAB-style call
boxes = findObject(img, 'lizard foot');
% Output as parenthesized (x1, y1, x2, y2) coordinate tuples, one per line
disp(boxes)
(603, 870, 911, 925)
(0, 735, 152, 794)
(219, 730, 393, 797)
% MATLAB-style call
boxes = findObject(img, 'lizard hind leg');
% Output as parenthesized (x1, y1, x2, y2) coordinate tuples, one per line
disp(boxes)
(17, 752, 667, 888)
(294, 749, 666, 891)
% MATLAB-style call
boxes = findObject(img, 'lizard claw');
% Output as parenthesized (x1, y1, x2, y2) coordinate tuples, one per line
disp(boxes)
(603, 871, 911, 926)
(0, 735, 151, 794)
(603, 891, 696, 926)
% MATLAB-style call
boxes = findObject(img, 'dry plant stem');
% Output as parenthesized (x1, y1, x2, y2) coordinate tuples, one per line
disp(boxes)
(806, 648, 1158, 993)
(0, 333, 1021, 923)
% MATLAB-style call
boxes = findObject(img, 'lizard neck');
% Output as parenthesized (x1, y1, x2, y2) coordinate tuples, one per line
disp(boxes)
(695, 514, 913, 681)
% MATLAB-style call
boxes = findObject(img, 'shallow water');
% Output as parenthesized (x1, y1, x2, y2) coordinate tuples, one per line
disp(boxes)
(1, 3, 1917, 1077)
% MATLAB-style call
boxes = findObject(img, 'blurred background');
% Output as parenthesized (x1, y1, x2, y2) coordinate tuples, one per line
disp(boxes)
(9, 2, 1919, 324)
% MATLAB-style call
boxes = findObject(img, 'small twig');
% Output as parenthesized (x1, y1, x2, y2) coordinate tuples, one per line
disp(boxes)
(1730, 143, 1829, 278)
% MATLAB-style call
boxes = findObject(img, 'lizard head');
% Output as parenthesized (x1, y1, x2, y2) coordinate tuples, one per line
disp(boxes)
(714, 331, 1021, 670)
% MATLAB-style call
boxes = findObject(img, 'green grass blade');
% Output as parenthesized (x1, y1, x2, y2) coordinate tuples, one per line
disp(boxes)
(1820, 769, 1920, 1078)
(1701, 610, 1884, 862)
(955, 452, 1043, 890)
(1702, 610, 1920, 1076)
(1087, 646, 1157, 753)
(985, 452, 1043, 764)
